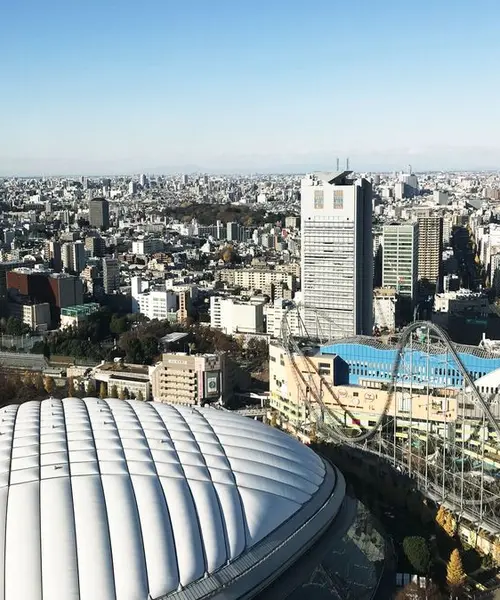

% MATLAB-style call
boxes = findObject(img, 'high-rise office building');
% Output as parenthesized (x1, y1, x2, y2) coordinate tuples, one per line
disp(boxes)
(301, 170, 373, 338)
(89, 198, 110, 230)
(44, 240, 62, 272)
(382, 224, 419, 300)
(85, 235, 106, 258)
(61, 241, 87, 274)
(128, 181, 137, 196)
(102, 257, 120, 294)
(417, 216, 443, 288)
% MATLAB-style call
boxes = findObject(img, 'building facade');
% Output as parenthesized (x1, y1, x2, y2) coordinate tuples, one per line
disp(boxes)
(102, 257, 120, 294)
(301, 171, 373, 339)
(417, 216, 443, 288)
(150, 352, 227, 405)
(89, 198, 110, 230)
(210, 296, 264, 335)
(382, 224, 418, 300)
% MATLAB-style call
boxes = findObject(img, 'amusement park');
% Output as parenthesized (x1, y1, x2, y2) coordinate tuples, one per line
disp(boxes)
(268, 303, 500, 594)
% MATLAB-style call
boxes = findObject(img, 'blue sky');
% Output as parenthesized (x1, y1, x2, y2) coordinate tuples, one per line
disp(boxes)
(1, 0, 500, 174)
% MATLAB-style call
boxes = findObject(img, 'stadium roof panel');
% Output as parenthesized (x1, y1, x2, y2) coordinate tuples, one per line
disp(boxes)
(0, 398, 343, 600)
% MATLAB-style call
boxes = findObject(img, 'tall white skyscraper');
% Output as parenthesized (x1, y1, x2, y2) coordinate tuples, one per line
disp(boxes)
(301, 170, 373, 339)
(382, 224, 419, 301)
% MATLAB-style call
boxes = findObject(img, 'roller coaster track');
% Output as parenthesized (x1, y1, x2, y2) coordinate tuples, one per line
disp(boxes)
(279, 306, 500, 530)
(281, 308, 500, 442)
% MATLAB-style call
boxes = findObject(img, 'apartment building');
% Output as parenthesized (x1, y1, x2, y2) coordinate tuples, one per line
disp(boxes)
(216, 268, 296, 293)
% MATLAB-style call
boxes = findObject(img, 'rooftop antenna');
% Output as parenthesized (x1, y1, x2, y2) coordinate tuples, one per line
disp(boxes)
(346, 157, 350, 170)
(336, 157, 340, 171)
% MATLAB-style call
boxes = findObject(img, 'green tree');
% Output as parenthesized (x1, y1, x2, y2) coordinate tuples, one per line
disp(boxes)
(110, 385, 118, 399)
(44, 376, 56, 395)
(403, 536, 430, 574)
(86, 379, 96, 396)
(110, 314, 130, 335)
(136, 390, 144, 401)
(67, 377, 76, 397)
(446, 549, 466, 591)
(5, 317, 29, 336)
(99, 381, 107, 399)
(118, 388, 126, 401)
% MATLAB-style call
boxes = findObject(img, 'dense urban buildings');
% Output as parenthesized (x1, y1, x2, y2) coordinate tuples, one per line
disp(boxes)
(3, 166, 500, 593)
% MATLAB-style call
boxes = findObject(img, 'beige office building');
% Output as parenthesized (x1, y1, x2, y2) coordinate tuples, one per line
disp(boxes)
(417, 216, 443, 287)
(151, 352, 227, 405)
(216, 269, 296, 293)
(269, 341, 461, 437)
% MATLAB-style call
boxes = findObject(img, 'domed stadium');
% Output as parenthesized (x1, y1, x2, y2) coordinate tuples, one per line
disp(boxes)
(0, 398, 387, 600)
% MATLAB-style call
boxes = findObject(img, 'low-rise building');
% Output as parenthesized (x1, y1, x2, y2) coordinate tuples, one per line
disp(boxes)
(373, 287, 397, 332)
(216, 268, 296, 293)
(8, 301, 51, 332)
(92, 361, 151, 400)
(210, 296, 264, 335)
(265, 300, 305, 338)
(60, 303, 100, 329)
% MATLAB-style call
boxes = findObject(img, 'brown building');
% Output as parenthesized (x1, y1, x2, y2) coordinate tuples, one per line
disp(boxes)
(417, 216, 443, 288)
(6, 268, 83, 325)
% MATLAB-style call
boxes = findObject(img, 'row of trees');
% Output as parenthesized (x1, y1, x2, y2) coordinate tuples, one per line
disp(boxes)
(162, 202, 286, 228)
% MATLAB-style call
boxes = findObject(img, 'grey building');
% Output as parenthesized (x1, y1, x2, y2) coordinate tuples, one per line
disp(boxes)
(89, 198, 110, 230)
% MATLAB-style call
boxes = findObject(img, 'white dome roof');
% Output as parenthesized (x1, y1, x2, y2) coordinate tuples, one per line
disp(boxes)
(0, 398, 344, 600)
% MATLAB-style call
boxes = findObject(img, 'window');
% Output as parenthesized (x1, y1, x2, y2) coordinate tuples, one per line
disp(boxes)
(333, 189, 344, 209)
(314, 189, 324, 209)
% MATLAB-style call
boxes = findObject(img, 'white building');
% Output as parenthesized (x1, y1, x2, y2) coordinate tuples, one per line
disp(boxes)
(373, 288, 397, 332)
(265, 300, 305, 338)
(382, 224, 419, 301)
(131, 276, 177, 320)
(434, 190, 450, 205)
(132, 238, 164, 255)
(434, 289, 489, 317)
(210, 296, 264, 335)
(301, 170, 373, 338)
(128, 181, 137, 195)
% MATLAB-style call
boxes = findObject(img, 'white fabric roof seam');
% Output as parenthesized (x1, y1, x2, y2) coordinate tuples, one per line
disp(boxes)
(78, 398, 118, 600)
(60, 398, 82, 600)
(181, 406, 248, 557)
(147, 402, 210, 587)
(162, 404, 231, 572)
(2, 404, 19, 600)
(99, 399, 150, 598)
(118, 400, 182, 592)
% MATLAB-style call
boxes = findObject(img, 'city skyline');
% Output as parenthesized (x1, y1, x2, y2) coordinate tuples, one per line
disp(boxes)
(2, 0, 500, 175)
